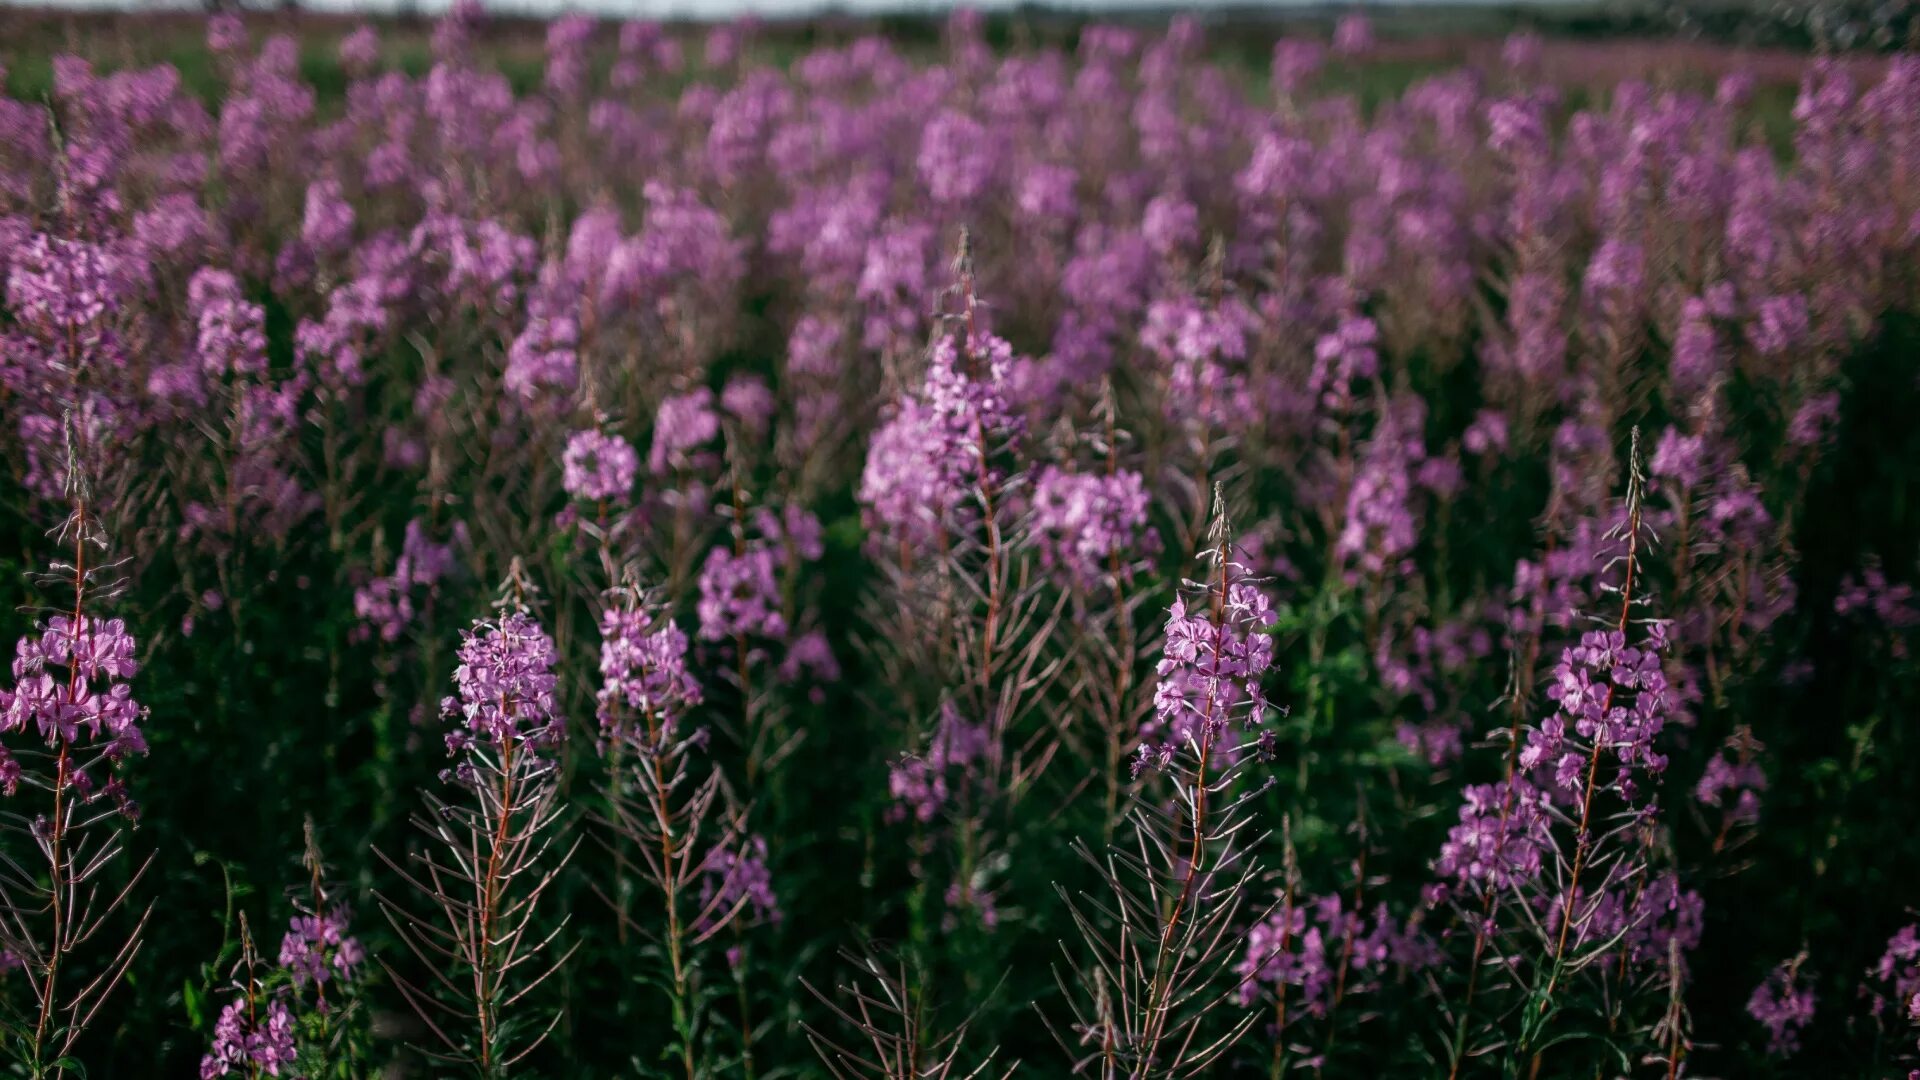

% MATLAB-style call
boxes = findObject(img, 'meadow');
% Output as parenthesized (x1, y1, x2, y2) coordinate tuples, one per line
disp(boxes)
(0, 6, 1917, 1076)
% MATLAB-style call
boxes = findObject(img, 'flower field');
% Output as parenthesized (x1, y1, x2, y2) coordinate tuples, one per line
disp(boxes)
(1, 7, 1918, 1076)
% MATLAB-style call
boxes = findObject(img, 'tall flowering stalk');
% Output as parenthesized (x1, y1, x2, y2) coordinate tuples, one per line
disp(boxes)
(0, 459, 152, 1078)
(1047, 487, 1281, 1076)
(199, 916, 296, 1079)
(699, 433, 828, 1076)
(195, 821, 371, 1079)
(860, 236, 1065, 947)
(274, 820, 370, 1075)
(1043, 380, 1160, 844)
(1433, 431, 1686, 1074)
(1529, 436, 1665, 1009)
(374, 569, 577, 1076)
(595, 577, 760, 1079)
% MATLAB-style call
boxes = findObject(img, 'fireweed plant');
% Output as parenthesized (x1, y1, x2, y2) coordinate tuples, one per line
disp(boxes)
(0, 457, 151, 1077)
(191, 817, 369, 1078)
(591, 575, 762, 1078)
(1045, 490, 1286, 1077)
(0, 6, 1917, 1074)
(373, 569, 579, 1075)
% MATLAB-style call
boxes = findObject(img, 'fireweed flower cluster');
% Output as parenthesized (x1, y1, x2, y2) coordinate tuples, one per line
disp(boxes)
(562, 428, 640, 504)
(1869, 923, 1920, 1060)
(1050, 494, 1291, 1075)
(1, 613, 149, 792)
(440, 609, 563, 762)
(352, 518, 468, 643)
(201, 994, 296, 1078)
(1695, 727, 1767, 839)
(200, 820, 370, 1077)
(278, 907, 364, 992)
(887, 702, 990, 824)
(4, 231, 143, 502)
(1236, 893, 1439, 1015)
(1028, 465, 1155, 588)
(923, 326, 1024, 490)
(696, 546, 788, 643)
(1138, 552, 1278, 767)
(696, 834, 782, 933)
(201, 874, 365, 1078)
(596, 590, 702, 746)
(1836, 559, 1920, 658)
(1749, 957, 1818, 1056)
(1525, 623, 1675, 799)
(1424, 445, 1708, 1076)
(858, 398, 957, 554)
(650, 389, 722, 476)
(0, 502, 153, 1076)
(592, 579, 777, 1077)
(1433, 779, 1553, 896)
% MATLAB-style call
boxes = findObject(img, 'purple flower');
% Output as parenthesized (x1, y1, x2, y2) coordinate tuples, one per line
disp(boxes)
(1142, 566, 1277, 760)
(1016, 163, 1079, 225)
(441, 612, 562, 759)
(1237, 895, 1438, 1012)
(3, 614, 149, 779)
(338, 25, 379, 73)
(200, 996, 295, 1078)
(563, 429, 639, 504)
(597, 595, 702, 746)
(301, 178, 355, 256)
(1870, 924, 1920, 1023)
(1788, 391, 1840, 448)
(1145, 295, 1260, 430)
(505, 275, 580, 405)
(889, 702, 990, 824)
(1142, 193, 1200, 257)
(924, 329, 1022, 483)
(1502, 31, 1543, 69)
(697, 834, 781, 934)
(1463, 409, 1510, 456)
(786, 315, 844, 378)
(1434, 779, 1551, 892)
(916, 110, 997, 205)
(1747, 959, 1815, 1056)
(778, 630, 841, 692)
(1029, 465, 1156, 587)
(722, 375, 777, 439)
(1748, 294, 1809, 356)
(1835, 561, 1919, 628)
(696, 546, 787, 642)
(1650, 427, 1708, 490)
(753, 504, 825, 563)
(1333, 14, 1374, 55)
(544, 14, 595, 99)
(1695, 734, 1767, 827)
(859, 397, 961, 553)
(278, 906, 364, 990)
(1531, 627, 1674, 793)
(1336, 401, 1426, 580)
(1671, 297, 1721, 398)
(206, 13, 247, 54)
(1271, 39, 1324, 94)
(650, 388, 721, 475)
(352, 520, 466, 644)
(189, 268, 268, 379)
(1310, 314, 1379, 416)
